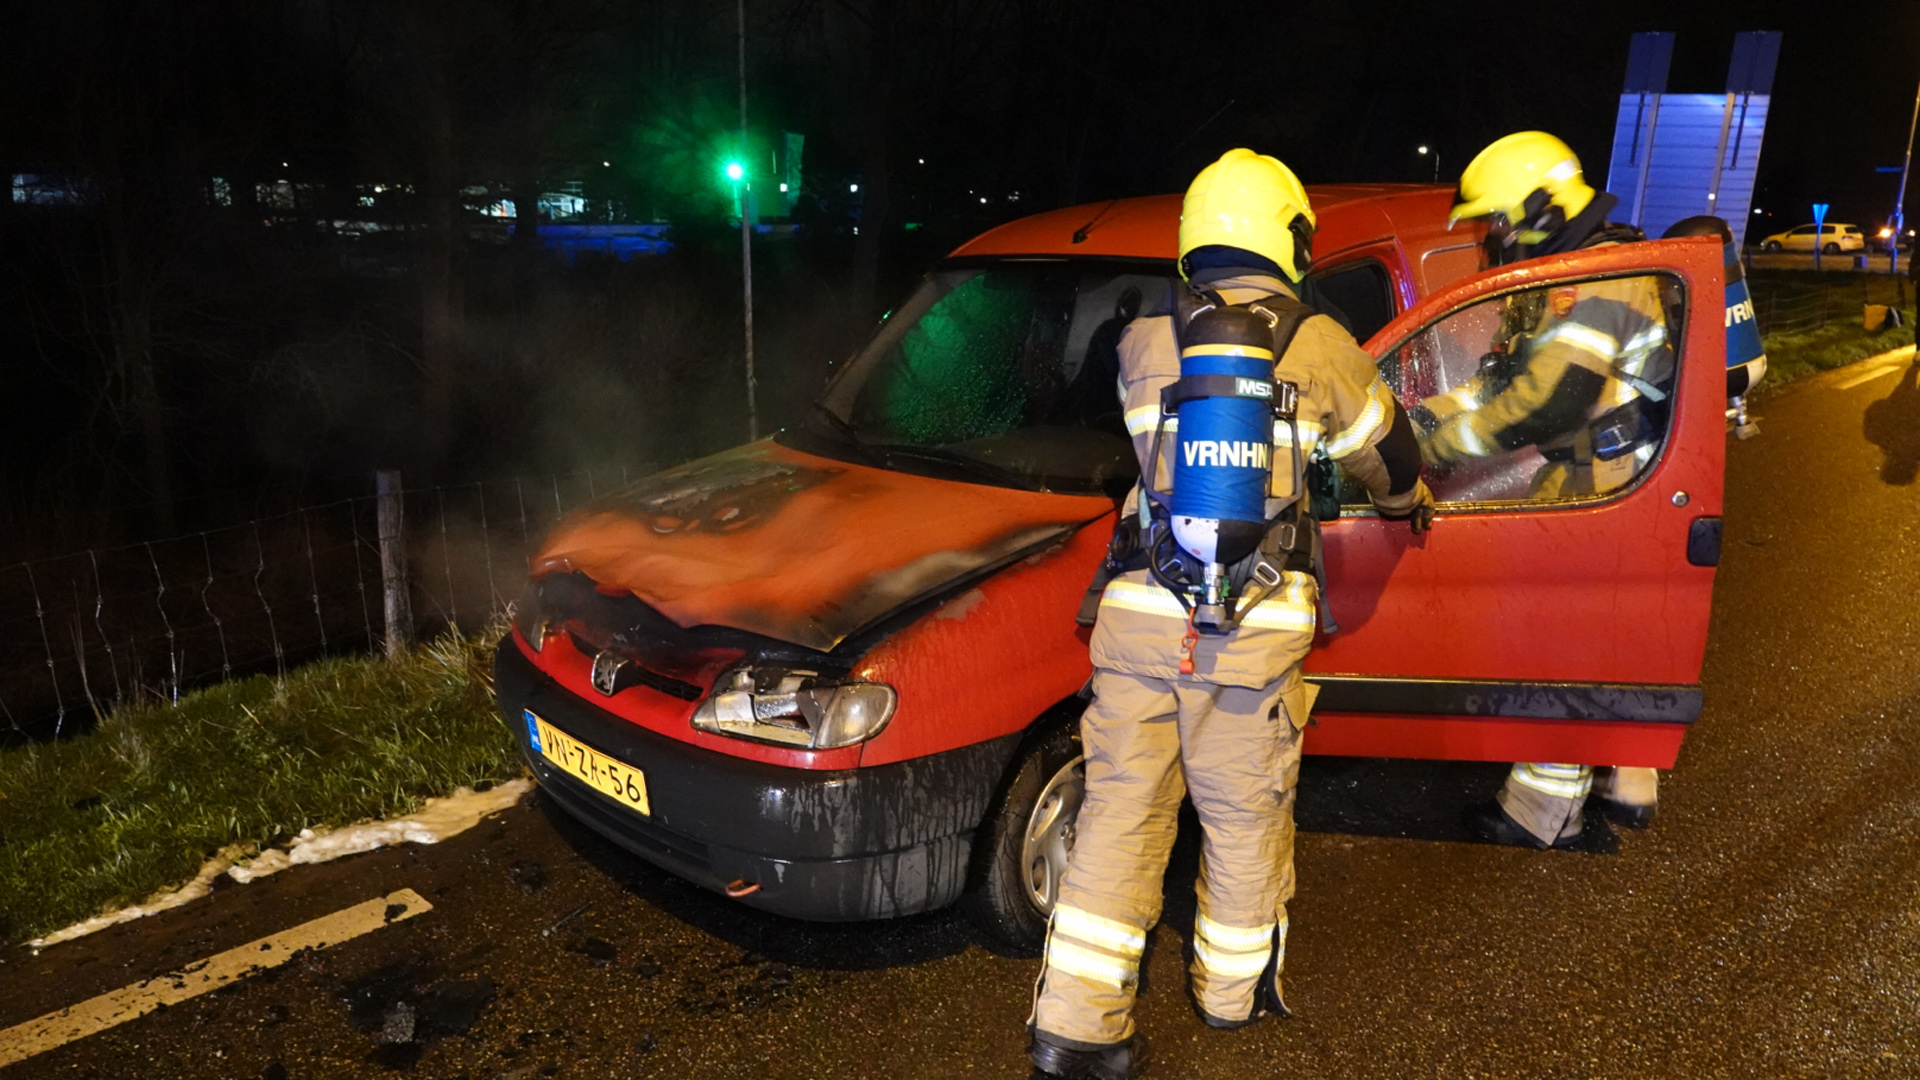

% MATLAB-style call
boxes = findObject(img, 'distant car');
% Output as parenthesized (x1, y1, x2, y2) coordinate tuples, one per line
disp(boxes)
(1871, 225, 1914, 253)
(1759, 223, 1866, 254)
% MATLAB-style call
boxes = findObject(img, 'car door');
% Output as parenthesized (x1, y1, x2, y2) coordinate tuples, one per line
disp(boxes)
(1787, 225, 1816, 251)
(1301, 237, 1725, 769)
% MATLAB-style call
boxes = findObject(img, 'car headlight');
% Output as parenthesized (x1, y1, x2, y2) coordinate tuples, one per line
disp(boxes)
(511, 592, 554, 652)
(691, 665, 898, 749)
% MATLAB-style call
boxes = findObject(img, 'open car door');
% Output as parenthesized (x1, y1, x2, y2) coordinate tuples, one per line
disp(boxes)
(1301, 236, 1727, 769)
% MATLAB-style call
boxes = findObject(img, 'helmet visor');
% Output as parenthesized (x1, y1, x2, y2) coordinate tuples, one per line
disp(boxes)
(1449, 189, 1505, 229)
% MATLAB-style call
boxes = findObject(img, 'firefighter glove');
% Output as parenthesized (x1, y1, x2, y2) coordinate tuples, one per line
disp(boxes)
(1374, 478, 1436, 533)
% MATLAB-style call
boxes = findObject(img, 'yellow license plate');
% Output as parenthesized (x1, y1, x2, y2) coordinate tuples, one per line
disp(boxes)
(525, 710, 650, 816)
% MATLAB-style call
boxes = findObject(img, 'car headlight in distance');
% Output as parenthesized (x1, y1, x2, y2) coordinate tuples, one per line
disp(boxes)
(691, 666, 898, 749)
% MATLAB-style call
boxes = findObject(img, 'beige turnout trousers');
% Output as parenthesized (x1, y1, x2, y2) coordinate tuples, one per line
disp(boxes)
(1032, 666, 1309, 1046)
(1503, 431, 1657, 847)
(1499, 763, 1659, 845)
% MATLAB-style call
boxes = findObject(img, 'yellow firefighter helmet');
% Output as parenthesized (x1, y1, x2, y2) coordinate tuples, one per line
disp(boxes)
(1449, 131, 1597, 239)
(1178, 149, 1317, 282)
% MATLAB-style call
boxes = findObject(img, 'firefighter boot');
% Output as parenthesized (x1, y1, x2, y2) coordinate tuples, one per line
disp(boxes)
(1470, 763, 1590, 849)
(1028, 1030, 1149, 1080)
(1591, 766, 1658, 829)
(1464, 800, 1581, 850)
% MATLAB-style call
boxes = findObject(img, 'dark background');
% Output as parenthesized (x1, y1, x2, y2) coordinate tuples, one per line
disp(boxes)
(0, 0, 1910, 558)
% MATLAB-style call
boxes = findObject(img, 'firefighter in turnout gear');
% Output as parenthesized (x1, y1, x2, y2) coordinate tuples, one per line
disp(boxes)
(1417, 131, 1669, 849)
(1027, 149, 1434, 1080)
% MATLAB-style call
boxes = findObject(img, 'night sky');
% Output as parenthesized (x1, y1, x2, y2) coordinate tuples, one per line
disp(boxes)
(1025, 0, 1920, 234)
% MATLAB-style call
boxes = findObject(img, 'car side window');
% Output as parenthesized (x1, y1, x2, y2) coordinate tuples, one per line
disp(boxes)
(1306, 259, 1397, 344)
(1339, 273, 1682, 509)
(1791, 226, 1814, 235)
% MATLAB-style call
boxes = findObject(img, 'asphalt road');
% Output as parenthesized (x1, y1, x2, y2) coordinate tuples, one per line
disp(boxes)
(5, 353, 1919, 1080)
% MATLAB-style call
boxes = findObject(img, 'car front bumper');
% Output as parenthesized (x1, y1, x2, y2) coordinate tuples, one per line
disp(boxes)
(495, 639, 1022, 921)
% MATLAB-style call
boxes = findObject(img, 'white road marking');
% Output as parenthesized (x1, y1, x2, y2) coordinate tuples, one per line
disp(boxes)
(0, 889, 431, 1069)
(1832, 345, 1917, 391)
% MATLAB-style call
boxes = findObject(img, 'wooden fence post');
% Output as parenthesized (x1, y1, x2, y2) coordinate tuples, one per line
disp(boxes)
(376, 470, 412, 657)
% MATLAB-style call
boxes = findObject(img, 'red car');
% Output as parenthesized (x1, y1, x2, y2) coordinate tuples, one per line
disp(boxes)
(496, 184, 1727, 947)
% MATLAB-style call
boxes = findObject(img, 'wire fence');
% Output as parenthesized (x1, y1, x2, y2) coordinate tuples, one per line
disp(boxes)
(1748, 271, 1910, 336)
(0, 467, 648, 745)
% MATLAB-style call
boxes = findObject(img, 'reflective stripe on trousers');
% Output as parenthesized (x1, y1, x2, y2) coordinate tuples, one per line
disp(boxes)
(1498, 762, 1592, 845)
(1509, 762, 1593, 800)
(1044, 903, 1149, 989)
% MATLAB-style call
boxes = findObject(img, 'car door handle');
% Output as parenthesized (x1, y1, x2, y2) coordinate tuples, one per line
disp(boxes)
(1687, 517, 1723, 567)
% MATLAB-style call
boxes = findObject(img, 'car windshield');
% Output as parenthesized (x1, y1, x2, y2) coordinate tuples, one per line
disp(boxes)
(785, 261, 1171, 495)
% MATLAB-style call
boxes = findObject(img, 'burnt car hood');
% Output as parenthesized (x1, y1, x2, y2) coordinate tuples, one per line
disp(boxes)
(530, 441, 1113, 653)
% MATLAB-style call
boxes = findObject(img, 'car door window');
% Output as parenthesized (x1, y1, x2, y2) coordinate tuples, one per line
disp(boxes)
(1307, 259, 1397, 343)
(1338, 272, 1682, 508)
(1791, 226, 1814, 235)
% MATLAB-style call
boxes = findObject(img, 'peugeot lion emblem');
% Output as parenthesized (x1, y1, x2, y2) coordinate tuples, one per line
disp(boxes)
(590, 651, 626, 696)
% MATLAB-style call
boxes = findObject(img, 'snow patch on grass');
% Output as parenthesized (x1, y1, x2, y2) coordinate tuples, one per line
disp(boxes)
(228, 779, 531, 884)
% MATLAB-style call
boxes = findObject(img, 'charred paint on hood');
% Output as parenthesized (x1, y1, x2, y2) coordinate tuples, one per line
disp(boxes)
(531, 441, 1112, 652)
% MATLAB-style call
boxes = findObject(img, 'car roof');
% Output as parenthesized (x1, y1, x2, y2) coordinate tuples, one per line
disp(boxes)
(947, 184, 1467, 265)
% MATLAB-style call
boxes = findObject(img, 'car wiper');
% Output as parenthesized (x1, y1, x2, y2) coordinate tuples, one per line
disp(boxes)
(806, 403, 886, 463)
(864, 442, 1043, 491)
(809, 402, 861, 442)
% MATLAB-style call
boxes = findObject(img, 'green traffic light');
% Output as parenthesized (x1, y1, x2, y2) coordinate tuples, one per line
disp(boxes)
(725, 161, 745, 181)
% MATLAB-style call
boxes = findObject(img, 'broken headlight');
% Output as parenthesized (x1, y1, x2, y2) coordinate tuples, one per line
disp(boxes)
(690, 666, 897, 750)
(511, 591, 555, 652)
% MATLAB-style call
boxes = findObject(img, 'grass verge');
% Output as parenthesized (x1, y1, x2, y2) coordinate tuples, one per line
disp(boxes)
(0, 630, 520, 944)
(1759, 320, 1914, 396)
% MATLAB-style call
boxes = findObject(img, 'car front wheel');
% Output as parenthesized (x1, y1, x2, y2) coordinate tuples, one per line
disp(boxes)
(1764, 240, 1782, 252)
(962, 713, 1085, 954)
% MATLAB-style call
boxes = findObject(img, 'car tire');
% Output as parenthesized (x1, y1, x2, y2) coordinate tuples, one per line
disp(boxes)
(1824, 242, 1841, 254)
(962, 710, 1086, 955)
(1764, 241, 1782, 252)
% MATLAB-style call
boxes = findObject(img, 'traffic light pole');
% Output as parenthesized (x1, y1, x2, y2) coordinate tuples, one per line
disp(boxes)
(738, 0, 758, 441)
(1892, 80, 1919, 277)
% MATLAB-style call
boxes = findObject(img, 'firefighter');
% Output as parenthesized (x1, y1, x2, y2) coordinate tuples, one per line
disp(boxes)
(1028, 148, 1434, 1080)
(1417, 131, 1667, 849)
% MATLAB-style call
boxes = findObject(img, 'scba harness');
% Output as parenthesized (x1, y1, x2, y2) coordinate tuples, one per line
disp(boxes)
(1140, 287, 1319, 641)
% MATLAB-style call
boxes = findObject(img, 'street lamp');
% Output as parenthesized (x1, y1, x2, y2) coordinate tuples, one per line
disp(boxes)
(1417, 145, 1440, 184)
